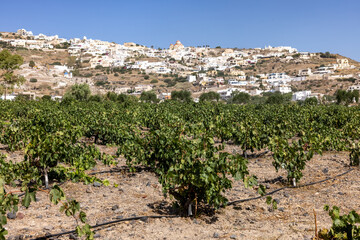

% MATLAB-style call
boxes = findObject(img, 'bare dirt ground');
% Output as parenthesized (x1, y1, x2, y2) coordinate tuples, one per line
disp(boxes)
(2, 145, 359, 240)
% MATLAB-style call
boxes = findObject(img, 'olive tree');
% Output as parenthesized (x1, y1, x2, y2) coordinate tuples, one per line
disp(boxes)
(63, 83, 91, 101)
(0, 50, 26, 99)
(171, 90, 192, 102)
(199, 91, 220, 102)
(140, 91, 158, 103)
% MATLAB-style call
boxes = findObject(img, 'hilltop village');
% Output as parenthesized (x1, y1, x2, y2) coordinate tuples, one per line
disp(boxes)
(0, 29, 359, 102)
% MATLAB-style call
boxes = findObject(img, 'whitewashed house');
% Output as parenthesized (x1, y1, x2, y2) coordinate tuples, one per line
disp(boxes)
(228, 80, 248, 86)
(187, 75, 197, 83)
(0, 94, 17, 101)
(298, 68, 312, 77)
(348, 85, 360, 91)
(217, 88, 248, 100)
(274, 85, 292, 94)
(292, 91, 312, 101)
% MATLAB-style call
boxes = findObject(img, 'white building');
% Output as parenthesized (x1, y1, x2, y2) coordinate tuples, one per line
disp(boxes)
(298, 68, 312, 77)
(264, 45, 298, 53)
(114, 87, 132, 94)
(348, 85, 360, 91)
(0, 94, 17, 101)
(336, 59, 350, 70)
(187, 75, 197, 83)
(314, 66, 334, 75)
(51, 96, 63, 101)
(217, 88, 248, 100)
(134, 85, 153, 93)
(228, 80, 248, 86)
(154, 66, 171, 74)
(158, 92, 171, 101)
(274, 85, 292, 94)
(17, 29, 33, 37)
(266, 73, 292, 84)
(292, 91, 312, 101)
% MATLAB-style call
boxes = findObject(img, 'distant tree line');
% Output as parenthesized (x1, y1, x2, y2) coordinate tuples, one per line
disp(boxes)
(336, 89, 359, 105)
(320, 52, 336, 59)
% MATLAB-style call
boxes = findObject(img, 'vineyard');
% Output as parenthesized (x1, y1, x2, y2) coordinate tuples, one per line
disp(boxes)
(0, 99, 359, 239)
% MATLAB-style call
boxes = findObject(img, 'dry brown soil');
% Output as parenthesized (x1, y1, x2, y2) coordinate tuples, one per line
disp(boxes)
(2, 144, 360, 240)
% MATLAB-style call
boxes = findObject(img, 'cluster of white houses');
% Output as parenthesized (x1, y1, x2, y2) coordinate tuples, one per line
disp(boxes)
(1, 29, 359, 102)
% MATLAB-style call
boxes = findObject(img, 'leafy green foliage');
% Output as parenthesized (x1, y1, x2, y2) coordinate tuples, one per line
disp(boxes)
(29, 60, 35, 68)
(319, 205, 360, 240)
(63, 83, 91, 101)
(150, 79, 158, 84)
(171, 90, 192, 102)
(140, 91, 158, 103)
(304, 97, 318, 105)
(0, 49, 25, 99)
(118, 111, 253, 212)
(264, 92, 292, 104)
(320, 51, 336, 58)
(0, 97, 359, 237)
(199, 91, 220, 102)
(228, 91, 250, 104)
(336, 89, 359, 105)
(270, 136, 315, 184)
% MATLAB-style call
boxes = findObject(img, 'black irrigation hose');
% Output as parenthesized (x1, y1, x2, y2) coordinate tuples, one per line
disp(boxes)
(88, 169, 122, 175)
(30, 167, 356, 240)
(31, 215, 179, 240)
(248, 150, 270, 159)
(227, 168, 355, 206)
(88, 166, 152, 176)
(298, 168, 354, 188)
(227, 187, 287, 206)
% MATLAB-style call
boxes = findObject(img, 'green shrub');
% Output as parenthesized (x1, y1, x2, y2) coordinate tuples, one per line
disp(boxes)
(199, 91, 220, 102)
(304, 97, 318, 105)
(42, 95, 52, 101)
(118, 121, 255, 214)
(319, 205, 360, 240)
(265, 92, 291, 104)
(320, 52, 336, 59)
(30, 78, 37, 83)
(228, 92, 250, 104)
(29, 60, 35, 68)
(140, 91, 158, 103)
(171, 90, 192, 102)
(72, 69, 81, 77)
(88, 94, 103, 102)
(63, 83, 91, 101)
(95, 80, 109, 87)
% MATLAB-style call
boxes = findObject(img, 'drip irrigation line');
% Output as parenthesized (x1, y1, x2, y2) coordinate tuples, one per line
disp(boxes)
(88, 166, 152, 176)
(248, 150, 270, 159)
(88, 169, 122, 175)
(227, 187, 286, 206)
(30, 215, 179, 240)
(297, 168, 354, 188)
(227, 168, 355, 206)
(29, 167, 356, 240)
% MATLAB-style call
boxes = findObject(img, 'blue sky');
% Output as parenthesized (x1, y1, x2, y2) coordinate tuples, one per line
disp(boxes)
(1, 0, 359, 61)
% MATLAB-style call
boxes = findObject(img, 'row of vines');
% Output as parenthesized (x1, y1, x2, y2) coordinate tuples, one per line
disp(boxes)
(0, 99, 359, 239)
